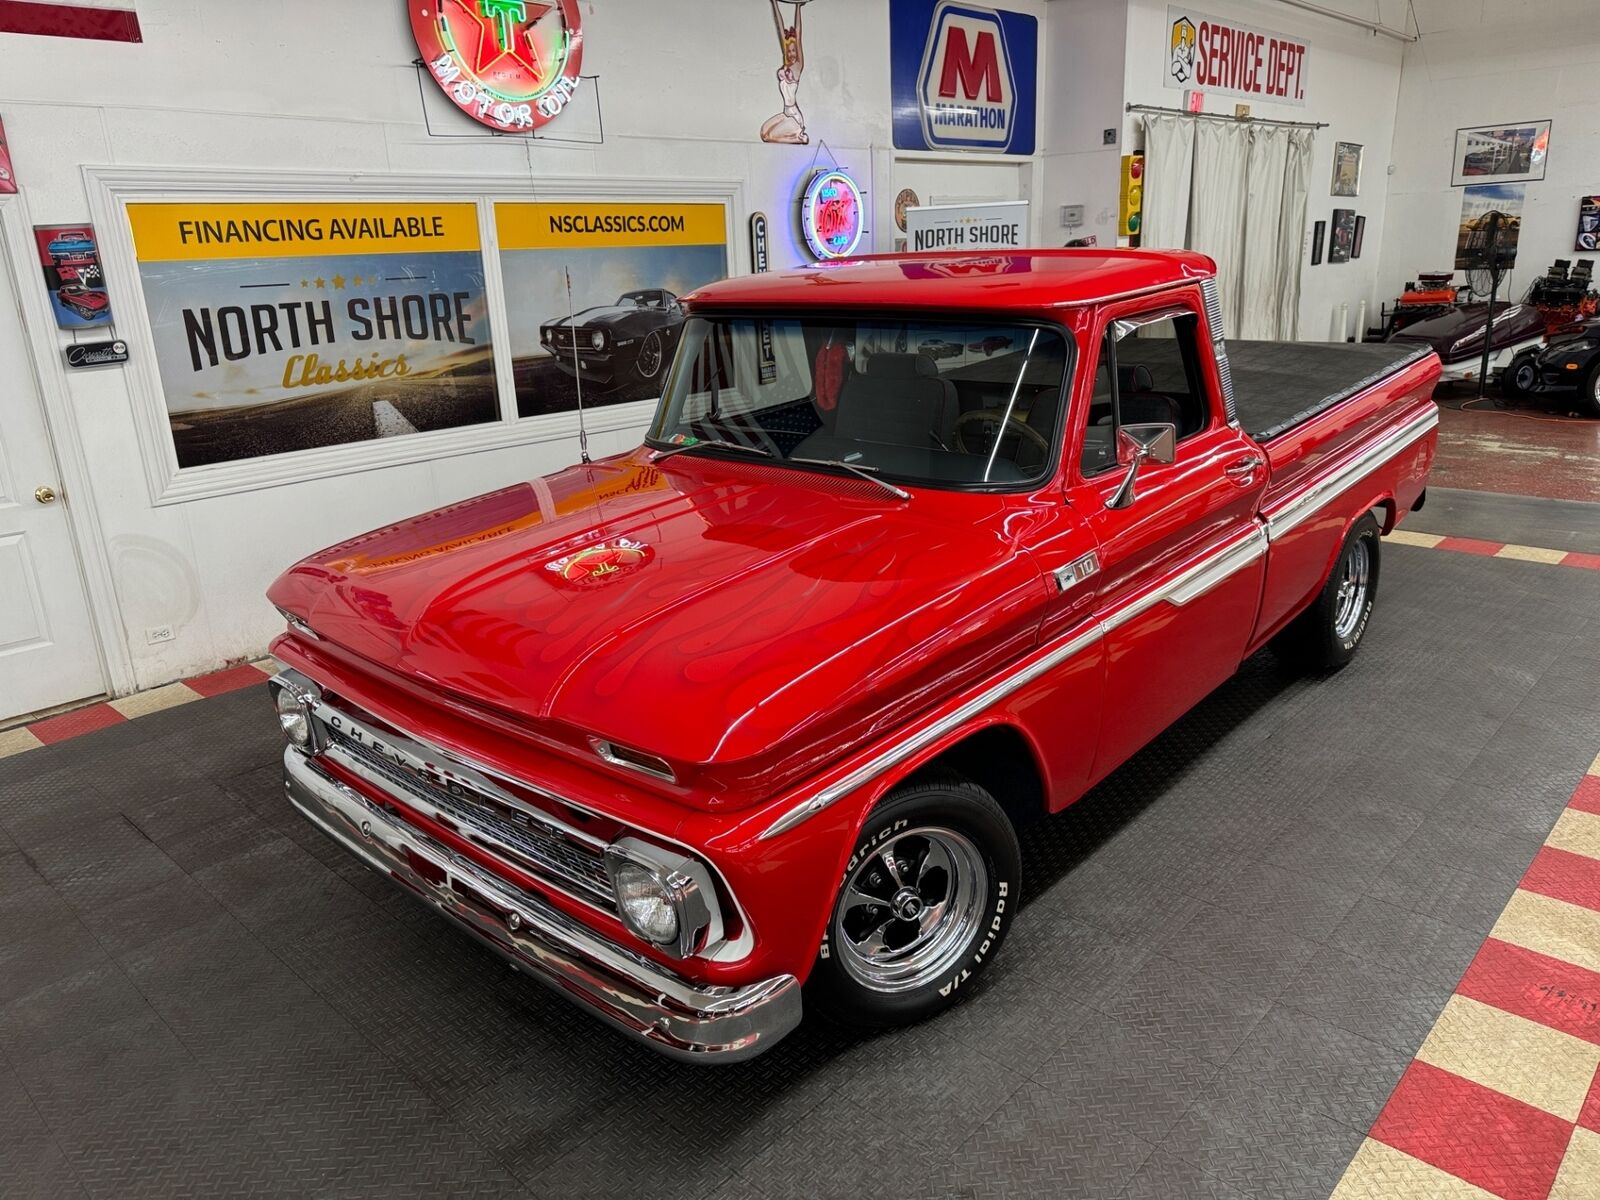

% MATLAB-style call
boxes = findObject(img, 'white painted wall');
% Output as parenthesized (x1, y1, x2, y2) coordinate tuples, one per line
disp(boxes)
(0, 0, 1054, 696)
(1040, 0, 1130, 249)
(1378, 1, 1600, 312)
(1120, 0, 1407, 338)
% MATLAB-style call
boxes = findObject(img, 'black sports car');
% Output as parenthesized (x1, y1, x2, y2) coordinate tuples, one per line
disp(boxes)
(540, 288, 684, 389)
(1504, 320, 1600, 416)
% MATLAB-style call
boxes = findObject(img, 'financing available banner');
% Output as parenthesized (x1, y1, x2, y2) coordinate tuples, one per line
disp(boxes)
(127, 202, 496, 469)
(495, 202, 728, 418)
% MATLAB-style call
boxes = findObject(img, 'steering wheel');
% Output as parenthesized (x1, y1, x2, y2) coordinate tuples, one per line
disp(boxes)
(951, 410, 1051, 460)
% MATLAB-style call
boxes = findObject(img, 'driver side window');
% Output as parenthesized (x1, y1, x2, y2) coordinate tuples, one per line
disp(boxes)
(1079, 309, 1210, 477)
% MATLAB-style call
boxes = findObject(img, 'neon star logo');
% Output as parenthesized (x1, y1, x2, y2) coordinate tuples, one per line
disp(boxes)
(410, 0, 584, 134)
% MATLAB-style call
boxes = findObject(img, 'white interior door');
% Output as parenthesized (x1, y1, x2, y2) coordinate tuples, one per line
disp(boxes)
(0, 255, 105, 722)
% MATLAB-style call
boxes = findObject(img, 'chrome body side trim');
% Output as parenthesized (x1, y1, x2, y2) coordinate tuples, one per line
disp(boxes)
(1263, 407, 1438, 540)
(760, 621, 1107, 841)
(759, 521, 1271, 842)
(283, 748, 800, 1061)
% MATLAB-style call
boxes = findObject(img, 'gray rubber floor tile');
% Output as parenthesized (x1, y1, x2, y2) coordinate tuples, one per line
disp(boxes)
(1226, 1003, 1411, 1133)
(0, 962, 156, 1066)
(0, 763, 123, 850)
(1163, 1065, 1370, 1198)
(0, 895, 107, 1007)
(28, 813, 182, 911)
(1325, 895, 1485, 979)
(734, 1093, 948, 1200)
(925, 954, 1098, 1076)
(1097, 952, 1271, 1066)
(1151, 901, 1320, 1000)
(1119, 1148, 1250, 1200)
(1006, 908, 1154, 1016)
(1258, 806, 1422, 892)
(1278, 945, 1458, 1055)
(1196, 856, 1363, 941)
(1368, 842, 1523, 937)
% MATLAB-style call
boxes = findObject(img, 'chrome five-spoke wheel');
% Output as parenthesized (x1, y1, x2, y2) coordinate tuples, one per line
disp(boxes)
(835, 827, 988, 993)
(1332, 537, 1370, 641)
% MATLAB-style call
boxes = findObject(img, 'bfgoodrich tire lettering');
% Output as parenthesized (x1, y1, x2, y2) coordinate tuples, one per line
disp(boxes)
(808, 774, 1021, 1028)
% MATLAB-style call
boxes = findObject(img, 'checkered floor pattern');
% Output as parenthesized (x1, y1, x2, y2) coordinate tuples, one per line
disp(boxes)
(1333, 755, 1600, 1199)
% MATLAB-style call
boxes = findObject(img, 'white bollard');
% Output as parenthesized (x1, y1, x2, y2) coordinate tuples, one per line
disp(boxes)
(1338, 302, 1350, 343)
(1355, 300, 1367, 343)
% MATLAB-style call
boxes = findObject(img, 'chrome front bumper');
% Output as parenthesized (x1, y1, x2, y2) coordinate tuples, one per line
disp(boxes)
(282, 748, 801, 1062)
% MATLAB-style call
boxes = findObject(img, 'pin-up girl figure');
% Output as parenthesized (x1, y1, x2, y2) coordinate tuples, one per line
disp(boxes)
(761, 0, 811, 145)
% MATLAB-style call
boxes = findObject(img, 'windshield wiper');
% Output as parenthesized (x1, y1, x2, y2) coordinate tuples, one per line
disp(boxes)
(651, 438, 773, 462)
(790, 457, 912, 500)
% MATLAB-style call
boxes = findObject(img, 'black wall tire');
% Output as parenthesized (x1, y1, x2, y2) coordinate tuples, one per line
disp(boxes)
(1582, 362, 1600, 419)
(1504, 350, 1541, 400)
(636, 331, 664, 381)
(808, 775, 1021, 1029)
(1274, 514, 1382, 674)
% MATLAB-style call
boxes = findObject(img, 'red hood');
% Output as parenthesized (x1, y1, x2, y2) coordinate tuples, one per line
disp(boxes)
(268, 451, 1049, 784)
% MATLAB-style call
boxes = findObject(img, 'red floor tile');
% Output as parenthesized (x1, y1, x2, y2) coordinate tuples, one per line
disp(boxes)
(1561, 552, 1600, 572)
(27, 702, 126, 744)
(1434, 536, 1506, 557)
(1522, 845, 1600, 915)
(1456, 938, 1600, 1047)
(1370, 1060, 1573, 1200)
(1572, 777, 1600, 817)
(185, 665, 267, 698)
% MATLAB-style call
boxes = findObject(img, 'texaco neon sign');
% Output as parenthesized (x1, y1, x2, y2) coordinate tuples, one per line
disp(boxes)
(410, 1, 584, 133)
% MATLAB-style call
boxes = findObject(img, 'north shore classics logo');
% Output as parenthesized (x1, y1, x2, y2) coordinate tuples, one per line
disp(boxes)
(410, 0, 585, 133)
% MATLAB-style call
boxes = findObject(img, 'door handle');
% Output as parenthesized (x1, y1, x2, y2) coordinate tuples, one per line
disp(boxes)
(1224, 455, 1264, 483)
(34, 485, 58, 504)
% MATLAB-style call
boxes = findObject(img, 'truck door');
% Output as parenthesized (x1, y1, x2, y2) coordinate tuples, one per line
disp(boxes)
(1064, 296, 1269, 788)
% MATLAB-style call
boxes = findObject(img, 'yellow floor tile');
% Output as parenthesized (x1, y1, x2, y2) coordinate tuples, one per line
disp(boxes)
(251, 659, 280, 676)
(1589, 749, 1600, 777)
(1415, 995, 1600, 1121)
(1330, 1138, 1499, 1199)
(0, 726, 45, 758)
(109, 682, 201, 720)
(1491, 889, 1600, 975)
(1551, 1128, 1600, 1200)
(1496, 543, 1569, 564)
(1388, 529, 1446, 549)
(1547, 808, 1600, 863)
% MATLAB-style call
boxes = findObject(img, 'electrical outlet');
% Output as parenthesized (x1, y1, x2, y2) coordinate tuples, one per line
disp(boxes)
(1103, 127, 1117, 146)
(145, 624, 175, 645)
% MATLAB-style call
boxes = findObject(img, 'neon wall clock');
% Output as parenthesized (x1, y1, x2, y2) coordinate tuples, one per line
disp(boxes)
(800, 168, 865, 260)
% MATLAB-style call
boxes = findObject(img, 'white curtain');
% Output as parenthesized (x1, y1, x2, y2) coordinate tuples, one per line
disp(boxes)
(1140, 115, 1194, 251)
(1275, 129, 1315, 340)
(1138, 114, 1313, 341)
(1238, 125, 1289, 340)
(1188, 120, 1251, 335)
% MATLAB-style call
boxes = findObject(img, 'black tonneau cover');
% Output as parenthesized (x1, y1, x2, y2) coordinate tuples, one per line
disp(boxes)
(1226, 340, 1433, 442)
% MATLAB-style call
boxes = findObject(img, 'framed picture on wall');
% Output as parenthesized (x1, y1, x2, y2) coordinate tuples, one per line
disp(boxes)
(1451, 120, 1550, 186)
(1311, 220, 1326, 265)
(1330, 142, 1363, 197)
(1577, 195, 1600, 251)
(1352, 215, 1366, 259)
(1329, 209, 1356, 263)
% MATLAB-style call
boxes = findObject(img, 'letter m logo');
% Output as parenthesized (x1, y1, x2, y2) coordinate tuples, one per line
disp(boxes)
(917, 2, 1015, 151)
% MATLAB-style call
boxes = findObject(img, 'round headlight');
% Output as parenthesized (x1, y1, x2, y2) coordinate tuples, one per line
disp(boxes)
(274, 686, 312, 749)
(612, 862, 679, 945)
(590, 330, 606, 351)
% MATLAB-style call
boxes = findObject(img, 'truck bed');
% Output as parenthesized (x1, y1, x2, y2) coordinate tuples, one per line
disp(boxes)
(1225, 340, 1433, 442)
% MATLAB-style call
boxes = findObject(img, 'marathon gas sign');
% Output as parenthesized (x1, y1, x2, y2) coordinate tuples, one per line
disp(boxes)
(1163, 6, 1309, 107)
(891, 0, 1038, 156)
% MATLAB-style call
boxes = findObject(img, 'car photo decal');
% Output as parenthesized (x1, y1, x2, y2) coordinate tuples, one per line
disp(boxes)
(543, 537, 653, 587)
(495, 202, 729, 419)
(34, 224, 113, 330)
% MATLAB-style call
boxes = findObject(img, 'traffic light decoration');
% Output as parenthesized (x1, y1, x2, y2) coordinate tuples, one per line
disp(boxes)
(1119, 154, 1144, 242)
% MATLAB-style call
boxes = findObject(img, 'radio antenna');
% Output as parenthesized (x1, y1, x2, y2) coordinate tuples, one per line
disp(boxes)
(564, 264, 592, 464)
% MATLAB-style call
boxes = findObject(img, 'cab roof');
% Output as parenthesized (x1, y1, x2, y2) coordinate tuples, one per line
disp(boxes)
(684, 249, 1218, 312)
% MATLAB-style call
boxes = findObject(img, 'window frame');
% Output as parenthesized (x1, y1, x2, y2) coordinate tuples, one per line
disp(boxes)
(1076, 298, 1215, 482)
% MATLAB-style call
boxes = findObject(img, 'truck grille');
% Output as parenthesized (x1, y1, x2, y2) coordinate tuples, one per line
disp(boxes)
(324, 724, 616, 912)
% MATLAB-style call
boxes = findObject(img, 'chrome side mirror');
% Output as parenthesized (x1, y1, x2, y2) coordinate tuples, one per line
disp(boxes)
(1108, 423, 1177, 509)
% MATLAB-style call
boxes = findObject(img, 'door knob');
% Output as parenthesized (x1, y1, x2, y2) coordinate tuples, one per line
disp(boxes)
(34, 485, 58, 504)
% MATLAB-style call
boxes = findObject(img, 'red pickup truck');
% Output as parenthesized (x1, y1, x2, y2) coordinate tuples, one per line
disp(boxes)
(266, 250, 1439, 1061)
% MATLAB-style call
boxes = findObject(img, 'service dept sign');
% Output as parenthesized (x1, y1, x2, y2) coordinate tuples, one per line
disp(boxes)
(410, 0, 584, 132)
(1164, 6, 1308, 106)
(891, 0, 1038, 156)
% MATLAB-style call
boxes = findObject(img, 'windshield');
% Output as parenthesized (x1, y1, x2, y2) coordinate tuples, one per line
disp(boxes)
(646, 316, 1071, 488)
